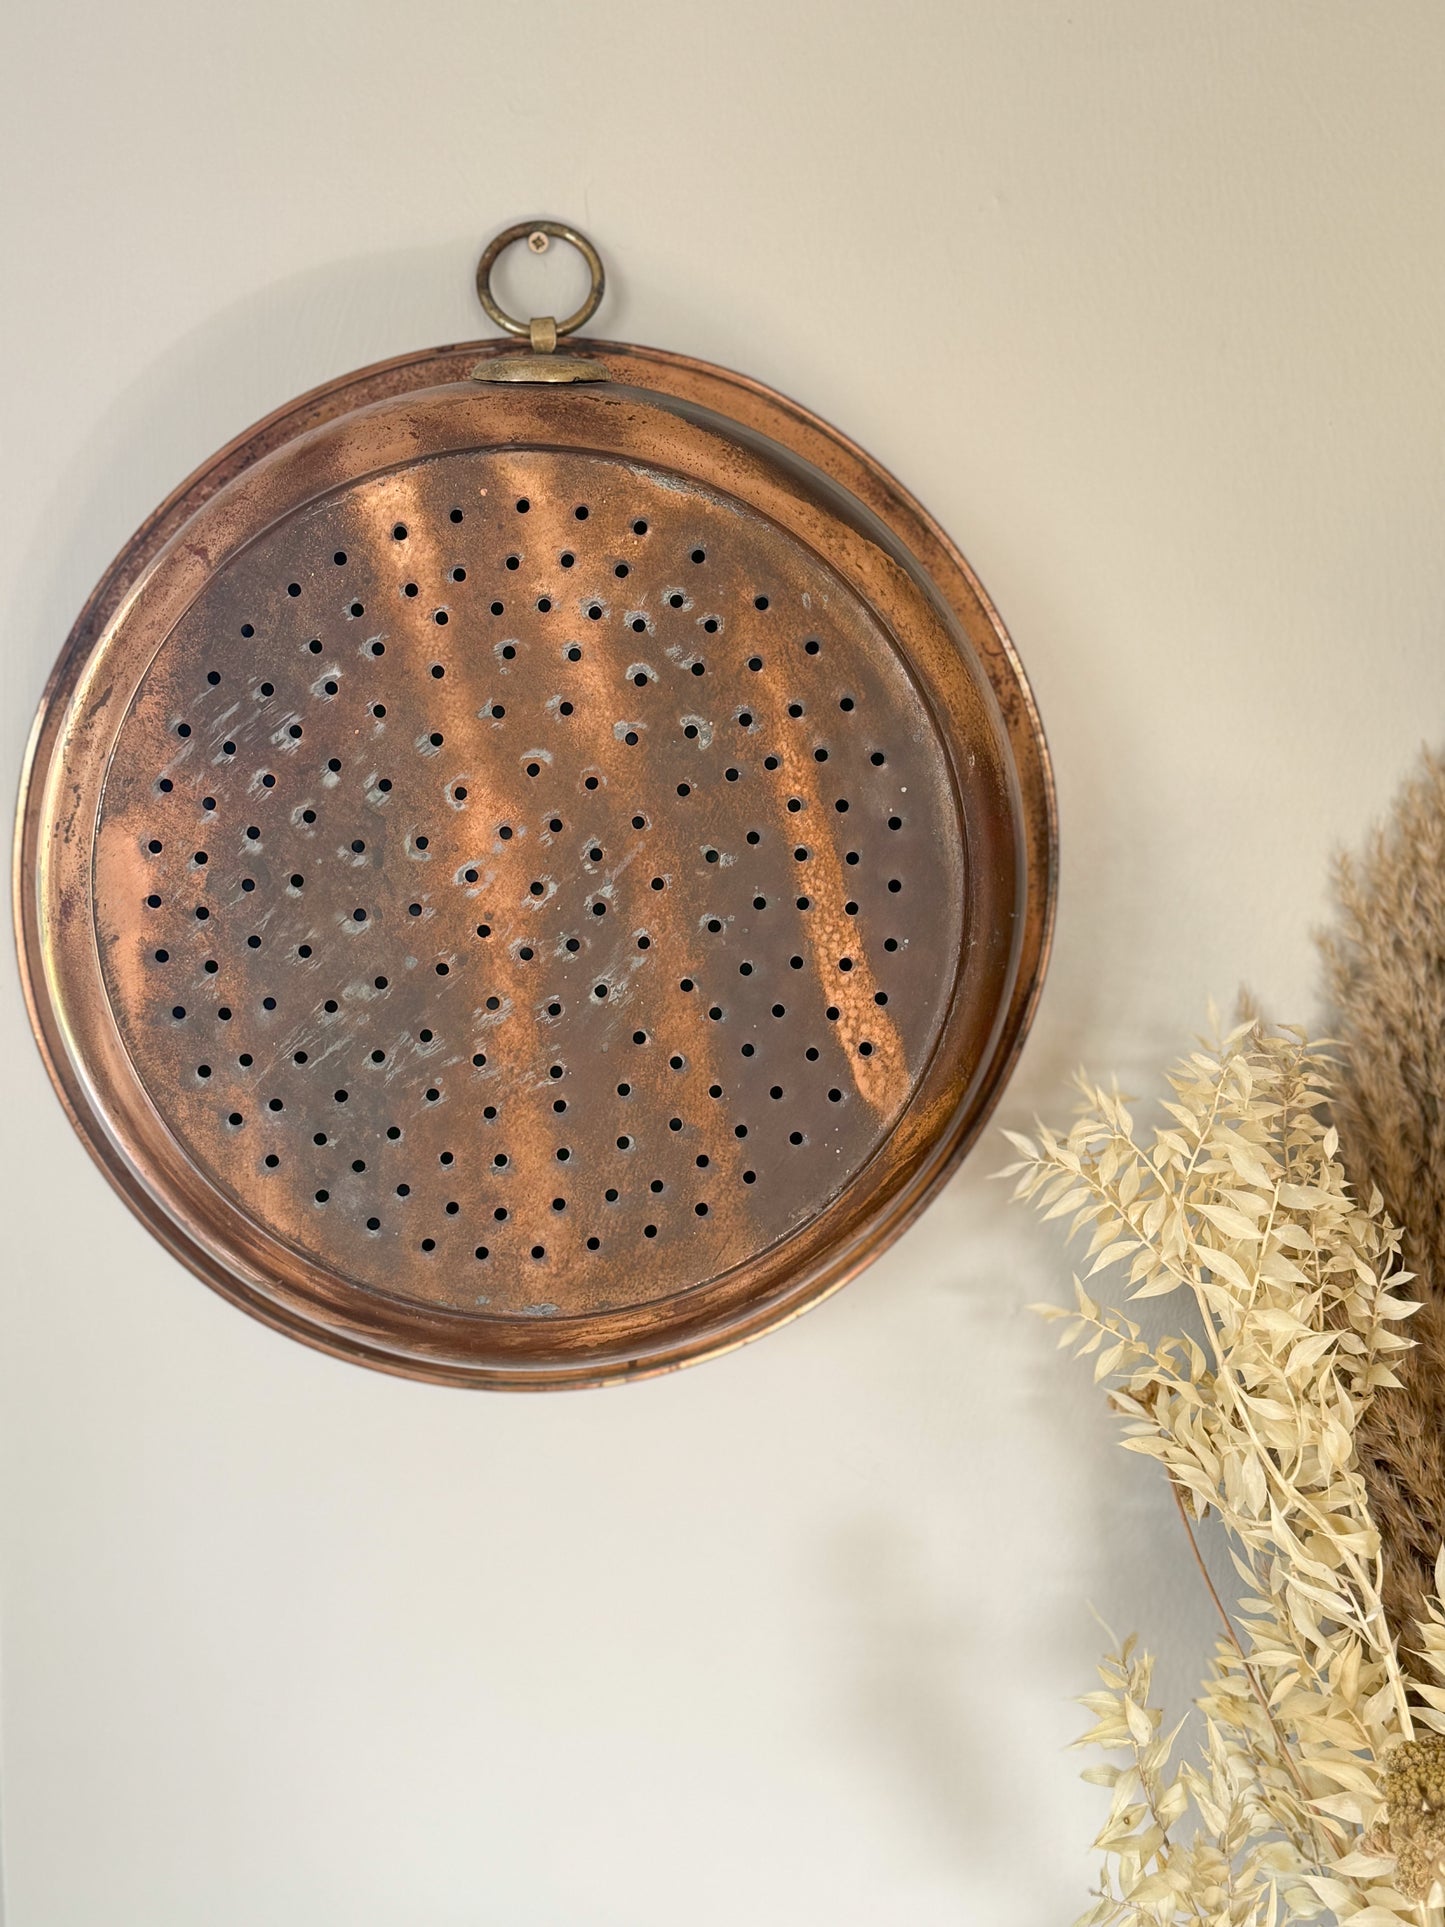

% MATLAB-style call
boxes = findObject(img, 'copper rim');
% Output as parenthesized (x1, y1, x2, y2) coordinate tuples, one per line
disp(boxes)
(14, 337, 1057, 1389)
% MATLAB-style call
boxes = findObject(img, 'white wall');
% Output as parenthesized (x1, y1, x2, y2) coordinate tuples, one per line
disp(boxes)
(3, 4, 1444, 1921)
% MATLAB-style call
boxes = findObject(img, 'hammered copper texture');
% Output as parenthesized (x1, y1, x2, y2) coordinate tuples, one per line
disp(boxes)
(19, 347, 1055, 1386)
(96, 450, 963, 1319)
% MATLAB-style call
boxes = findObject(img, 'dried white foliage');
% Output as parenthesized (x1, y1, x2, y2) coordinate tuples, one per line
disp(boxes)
(1008, 1019, 1445, 1925)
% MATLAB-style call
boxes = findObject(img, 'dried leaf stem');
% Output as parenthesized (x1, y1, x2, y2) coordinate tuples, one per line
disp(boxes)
(1010, 1020, 1443, 1922)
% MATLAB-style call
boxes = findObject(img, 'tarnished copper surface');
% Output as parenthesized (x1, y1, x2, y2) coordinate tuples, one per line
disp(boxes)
(17, 345, 1056, 1388)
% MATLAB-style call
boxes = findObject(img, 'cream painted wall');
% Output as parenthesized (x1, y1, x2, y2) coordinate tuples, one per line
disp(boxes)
(3, 4, 1444, 1922)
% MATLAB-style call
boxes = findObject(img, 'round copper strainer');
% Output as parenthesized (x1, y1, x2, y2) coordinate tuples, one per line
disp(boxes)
(16, 223, 1056, 1388)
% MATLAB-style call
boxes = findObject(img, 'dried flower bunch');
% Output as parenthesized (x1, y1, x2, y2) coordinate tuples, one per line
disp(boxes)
(1009, 1020, 1445, 1923)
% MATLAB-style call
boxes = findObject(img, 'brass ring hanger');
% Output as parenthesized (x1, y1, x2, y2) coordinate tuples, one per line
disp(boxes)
(475, 219, 606, 351)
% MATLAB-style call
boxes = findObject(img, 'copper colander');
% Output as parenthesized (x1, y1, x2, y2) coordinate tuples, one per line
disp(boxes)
(15, 222, 1056, 1388)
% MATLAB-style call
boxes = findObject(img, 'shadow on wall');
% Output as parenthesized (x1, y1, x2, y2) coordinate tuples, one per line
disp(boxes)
(929, 1042, 1241, 1755)
(797, 1167, 1117, 1896)
(824, 1515, 1007, 1874)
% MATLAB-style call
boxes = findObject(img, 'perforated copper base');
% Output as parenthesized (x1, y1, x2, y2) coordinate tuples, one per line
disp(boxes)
(17, 340, 1055, 1386)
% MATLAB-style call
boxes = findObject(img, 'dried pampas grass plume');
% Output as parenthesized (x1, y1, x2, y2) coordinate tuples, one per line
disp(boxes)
(1322, 747, 1445, 1646)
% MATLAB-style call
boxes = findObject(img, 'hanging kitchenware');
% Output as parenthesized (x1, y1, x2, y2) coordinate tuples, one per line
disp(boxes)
(16, 220, 1056, 1387)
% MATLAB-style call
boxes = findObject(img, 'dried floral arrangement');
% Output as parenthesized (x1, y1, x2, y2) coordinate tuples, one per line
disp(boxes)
(1011, 753, 1445, 1925)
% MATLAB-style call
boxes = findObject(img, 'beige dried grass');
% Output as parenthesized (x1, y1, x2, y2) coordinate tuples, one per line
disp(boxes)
(1322, 749, 1445, 1648)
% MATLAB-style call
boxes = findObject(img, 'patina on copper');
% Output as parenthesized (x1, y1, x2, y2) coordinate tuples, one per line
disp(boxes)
(14, 226, 1057, 1389)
